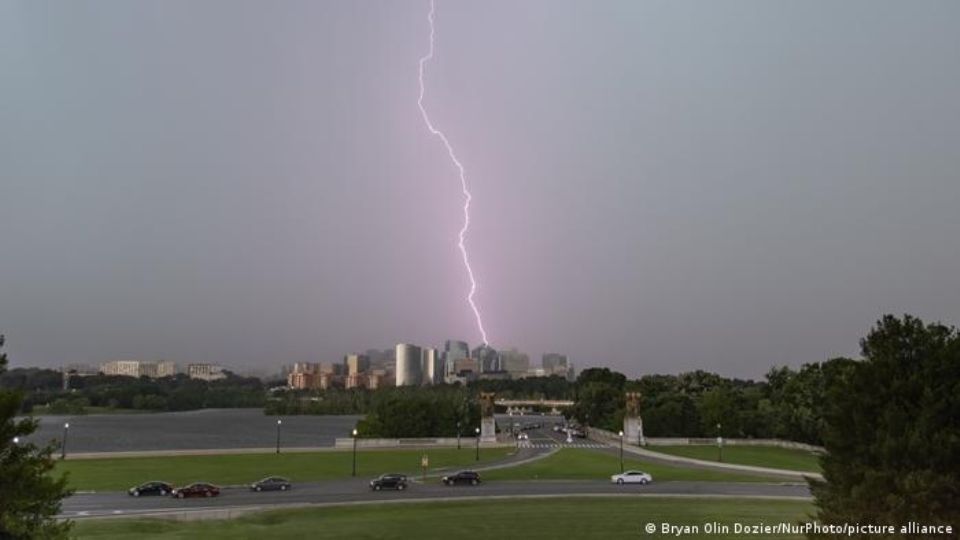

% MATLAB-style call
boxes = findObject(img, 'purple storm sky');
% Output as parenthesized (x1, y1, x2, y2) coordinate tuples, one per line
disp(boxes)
(2, 0, 959, 378)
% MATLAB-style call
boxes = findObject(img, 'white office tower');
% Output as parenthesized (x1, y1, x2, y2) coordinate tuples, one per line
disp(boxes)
(395, 343, 423, 386)
(421, 347, 442, 385)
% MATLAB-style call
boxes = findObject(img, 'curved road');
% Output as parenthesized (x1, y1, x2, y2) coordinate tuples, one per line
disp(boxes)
(61, 478, 810, 520)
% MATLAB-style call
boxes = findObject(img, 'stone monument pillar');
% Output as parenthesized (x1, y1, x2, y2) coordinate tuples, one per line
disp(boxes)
(479, 392, 497, 443)
(623, 392, 645, 446)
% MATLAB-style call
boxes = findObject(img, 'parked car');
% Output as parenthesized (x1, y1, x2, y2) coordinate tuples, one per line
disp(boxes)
(442, 471, 481, 486)
(250, 476, 291, 492)
(173, 482, 220, 498)
(128, 481, 173, 497)
(610, 470, 653, 485)
(369, 473, 408, 491)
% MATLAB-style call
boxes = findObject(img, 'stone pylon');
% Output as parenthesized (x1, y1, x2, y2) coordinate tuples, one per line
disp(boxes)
(479, 392, 497, 443)
(624, 392, 645, 445)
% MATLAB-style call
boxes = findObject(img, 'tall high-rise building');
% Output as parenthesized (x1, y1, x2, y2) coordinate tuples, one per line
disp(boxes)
(542, 353, 574, 381)
(421, 347, 441, 385)
(344, 354, 370, 376)
(443, 340, 469, 376)
(472, 345, 499, 373)
(499, 348, 530, 376)
(395, 343, 423, 386)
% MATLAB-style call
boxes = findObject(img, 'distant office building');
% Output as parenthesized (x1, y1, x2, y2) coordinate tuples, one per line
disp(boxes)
(499, 349, 530, 377)
(187, 363, 226, 381)
(156, 361, 177, 378)
(443, 340, 469, 377)
(472, 345, 499, 373)
(100, 360, 150, 378)
(453, 357, 479, 375)
(345, 372, 367, 389)
(367, 369, 389, 390)
(542, 353, 574, 380)
(288, 371, 318, 390)
(63, 364, 99, 377)
(478, 370, 511, 381)
(421, 347, 442, 385)
(522, 367, 547, 378)
(344, 354, 370, 376)
(395, 343, 423, 386)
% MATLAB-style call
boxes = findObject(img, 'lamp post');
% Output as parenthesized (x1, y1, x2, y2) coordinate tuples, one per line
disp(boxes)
(275, 419, 282, 454)
(716, 422, 723, 463)
(474, 427, 480, 461)
(12, 436, 19, 445)
(351, 429, 359, 476)
(457, 421, 461, 450)
(618, 430, 624, 473)
(61, 423, 69, 460)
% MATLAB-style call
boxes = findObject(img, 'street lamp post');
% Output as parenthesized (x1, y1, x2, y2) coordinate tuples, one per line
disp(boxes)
(716, 422, 723, 462)
(618, 430, 624, 473)
(61, 423, 69, 460)
(352, 429, 359, 476)
(276, 419, 282, 455)
(474, 427, 480, 461)
(457, 421, 461, 450)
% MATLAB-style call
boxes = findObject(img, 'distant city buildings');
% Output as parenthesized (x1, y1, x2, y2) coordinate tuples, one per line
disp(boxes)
(187, 363, 226, 381)
(99, 360, 179, 379)
(282, 340, 574, 391)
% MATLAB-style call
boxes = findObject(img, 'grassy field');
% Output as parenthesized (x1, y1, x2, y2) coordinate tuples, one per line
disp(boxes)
(646, 445, 822, 473)
(482, 448, 774, 483)
(58, 448, 512, 491)
(72, 497, 813, 539)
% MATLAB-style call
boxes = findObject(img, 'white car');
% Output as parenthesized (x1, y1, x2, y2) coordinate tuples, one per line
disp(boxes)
(610, 470, 653, 485)
(517, 432, 529, 440)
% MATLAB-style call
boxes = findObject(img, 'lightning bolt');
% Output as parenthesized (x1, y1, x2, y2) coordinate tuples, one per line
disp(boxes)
(417, 0, 490, 346)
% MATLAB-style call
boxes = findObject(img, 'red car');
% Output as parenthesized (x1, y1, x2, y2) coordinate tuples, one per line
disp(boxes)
(173, 482, 220, 499)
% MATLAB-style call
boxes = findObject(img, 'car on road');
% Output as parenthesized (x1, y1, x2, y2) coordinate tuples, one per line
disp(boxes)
(517, 432, 529, 441)
(369, 473, 408, 491)
(610, 470, 653, 485)
(442, 470, 481, 486)
(250, 476, 291, 492)
(173, 482, 221, 498)
(128, 481, 173, 497)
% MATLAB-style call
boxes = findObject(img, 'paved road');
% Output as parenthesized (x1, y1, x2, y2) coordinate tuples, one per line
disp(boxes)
(61, 479, 811, 519)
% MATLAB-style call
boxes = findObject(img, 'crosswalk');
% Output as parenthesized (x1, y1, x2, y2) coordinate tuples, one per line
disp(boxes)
(518, 442, 609, 449)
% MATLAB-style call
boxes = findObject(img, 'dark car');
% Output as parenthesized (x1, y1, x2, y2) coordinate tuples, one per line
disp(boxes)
(250, 476, 292, 492)
(442, 471, 481, 486)
(128, 481, 173, 497)
(173, 482, 220, 499)
(369, 473, 408, 491)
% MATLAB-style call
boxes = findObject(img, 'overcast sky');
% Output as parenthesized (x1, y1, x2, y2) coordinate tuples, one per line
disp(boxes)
(2, 0, 958, 378)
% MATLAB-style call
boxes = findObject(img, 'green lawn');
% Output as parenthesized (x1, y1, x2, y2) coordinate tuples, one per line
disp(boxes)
(646, 445, 822, 473)
(72, 497, 813, 539)
(482, 448, 775, 483)
(58, 448, 511, 491)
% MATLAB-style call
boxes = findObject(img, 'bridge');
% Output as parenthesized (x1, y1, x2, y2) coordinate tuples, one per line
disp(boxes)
(494, 399, 574, 416)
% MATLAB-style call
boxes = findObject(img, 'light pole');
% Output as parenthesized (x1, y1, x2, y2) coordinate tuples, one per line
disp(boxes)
(352, 428, 359, 477)
(716, 422, 723, 463)
(12, 436, 19, 445)
(276, 419, 282, 454)
(457, 421, 461, 450)
(618, 430, 624, 473)
(61, 423, 69, 460)
(474, 427, 480, 461)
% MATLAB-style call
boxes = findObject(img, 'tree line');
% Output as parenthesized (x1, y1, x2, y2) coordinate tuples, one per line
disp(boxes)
(0, 370, 269, 413)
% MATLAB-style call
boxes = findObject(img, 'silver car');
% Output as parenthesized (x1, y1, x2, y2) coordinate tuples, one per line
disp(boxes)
(610, 470, 653, 485)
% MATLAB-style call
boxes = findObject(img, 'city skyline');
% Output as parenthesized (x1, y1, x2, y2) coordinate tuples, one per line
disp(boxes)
(2, 1, 959, 379)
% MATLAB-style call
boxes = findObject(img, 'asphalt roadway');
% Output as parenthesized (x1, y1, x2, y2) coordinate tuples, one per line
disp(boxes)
(60, 422, 811, 520)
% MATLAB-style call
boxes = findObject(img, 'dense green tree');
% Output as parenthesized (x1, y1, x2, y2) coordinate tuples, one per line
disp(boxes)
(0, 336, 73, 539)
(810, 315, 960, 535)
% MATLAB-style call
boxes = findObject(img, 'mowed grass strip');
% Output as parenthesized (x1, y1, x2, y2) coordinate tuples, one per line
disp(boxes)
(72, 497, 813, 540)
(58, 448, 511, 491)
(646, 445, 822, 473)
(482, 448, 776, 482)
